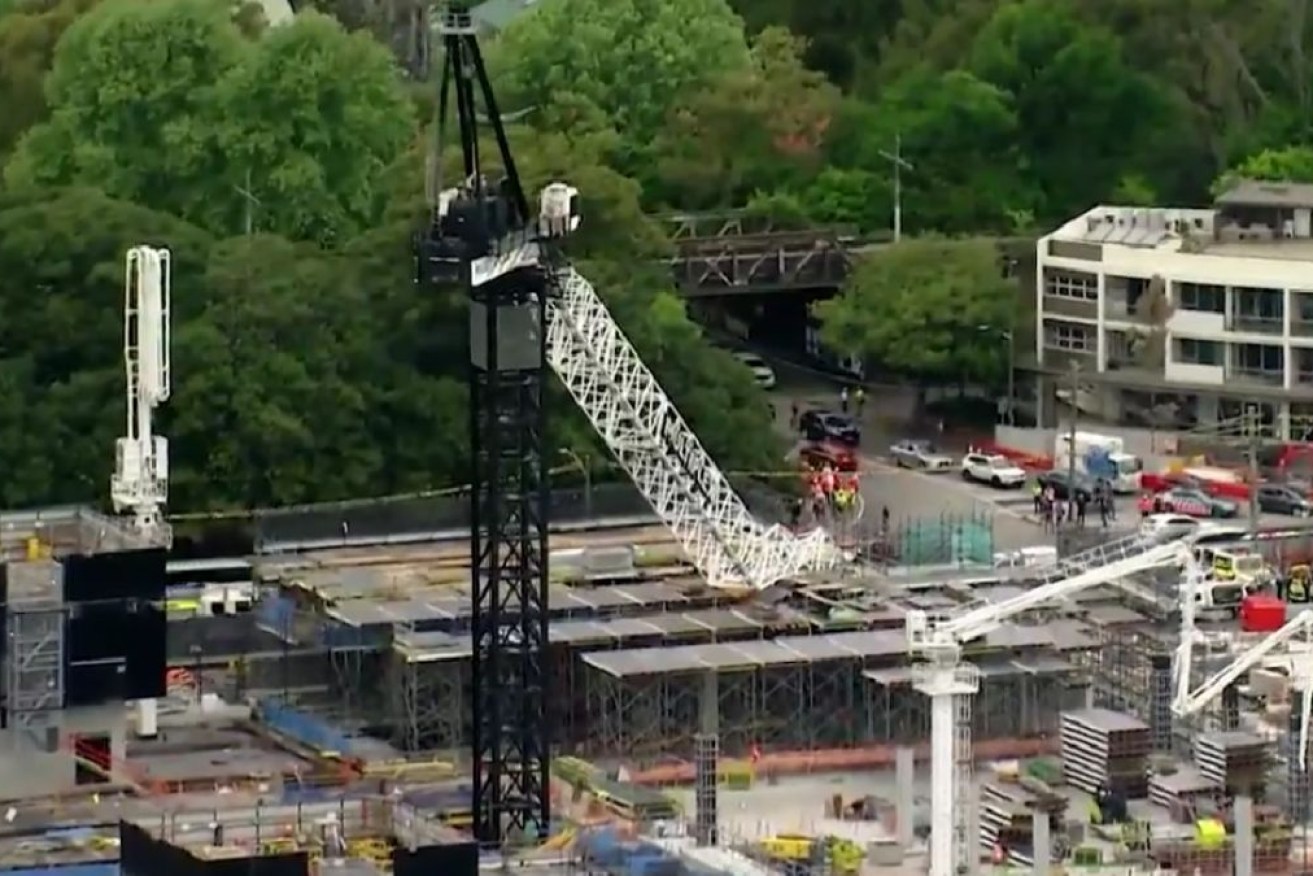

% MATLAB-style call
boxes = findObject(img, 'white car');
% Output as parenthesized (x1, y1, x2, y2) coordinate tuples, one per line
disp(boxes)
(961, 453, 1027, 488)
(732, 351, 777, 389)
(1140, 513, 1201, 543)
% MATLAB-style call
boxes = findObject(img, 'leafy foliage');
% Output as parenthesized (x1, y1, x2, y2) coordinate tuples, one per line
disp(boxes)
(816, 239, 1016, 384)
(8, 0, 1313, 513)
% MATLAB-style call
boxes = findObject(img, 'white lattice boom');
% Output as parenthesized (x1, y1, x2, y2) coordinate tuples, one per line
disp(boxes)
(545, 268, 841, 589)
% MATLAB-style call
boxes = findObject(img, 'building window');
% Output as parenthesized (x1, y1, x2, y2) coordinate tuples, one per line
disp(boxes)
(1233, 287, 1283, 320)
(1178, 282, 1225, 313)
(1233, 343, 1284, 373)
(1176, 337, 1223, 365)
(1044, 269, 1097, 301)
(1295, 292, 1313, 322)
(1043, 320, 1092, 351)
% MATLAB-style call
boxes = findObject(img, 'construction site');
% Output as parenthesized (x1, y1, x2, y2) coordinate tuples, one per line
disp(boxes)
(17, 13, 1313, 876)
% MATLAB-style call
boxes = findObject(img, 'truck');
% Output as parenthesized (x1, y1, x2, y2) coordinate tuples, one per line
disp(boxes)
(1053, 431, 1143, 494)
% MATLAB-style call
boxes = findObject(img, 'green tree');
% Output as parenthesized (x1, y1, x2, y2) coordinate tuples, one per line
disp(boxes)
(0, 187, 211, 507)
(1213, 145, 1313, 195)
(816, 238, 1016, 387)
(489, 0, 751, 149)
(824, 68, 1034, 234)
(0, 0, 100, 161)
(211, 12, 414, 244)
(654, 27, 839, 208)
(969, 0, 1175, 222)
(5, 0, 245, 221)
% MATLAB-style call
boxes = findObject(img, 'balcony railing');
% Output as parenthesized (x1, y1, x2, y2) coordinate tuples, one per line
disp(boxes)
(1228, 315, 1284, 335)
(1103, 300, 1154, 324)
(1227, 367, 1285, 387)
(1040, 295, 1098, 319)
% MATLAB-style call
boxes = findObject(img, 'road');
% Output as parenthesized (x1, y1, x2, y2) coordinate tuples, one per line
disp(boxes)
(774, 386, 1313, 558)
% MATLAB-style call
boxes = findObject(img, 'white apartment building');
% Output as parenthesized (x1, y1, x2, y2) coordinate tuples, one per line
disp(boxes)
(1033, 180, 1313, 436)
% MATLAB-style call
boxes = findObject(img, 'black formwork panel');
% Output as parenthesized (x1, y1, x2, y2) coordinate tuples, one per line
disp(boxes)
(120, 821, 309, 876)
(64, 548, 167, 706)
(393, 841, 478, 876)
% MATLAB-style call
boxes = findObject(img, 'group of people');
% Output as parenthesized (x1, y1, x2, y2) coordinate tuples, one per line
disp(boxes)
(792, 462, 861, 528)
(1031, 478, 1118, 530)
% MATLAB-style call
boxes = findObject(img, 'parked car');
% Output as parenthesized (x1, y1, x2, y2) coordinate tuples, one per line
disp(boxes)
(1140, 487, 1240, 519)
(800, 410, 861, 446)
(799, 440, 858, 473)
(1256, 483, 1313, 517)
(1139, 513, 1202, 542)
(731, 351, 777, 389)
(889, 439, 954, 471)
(1036, 470, 1095, 503)
(961, 453, 1027, 488)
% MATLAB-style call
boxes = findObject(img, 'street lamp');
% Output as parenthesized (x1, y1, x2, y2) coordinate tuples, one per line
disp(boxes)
(978, 324, 1016, 425)
(559, 448, 593, 519)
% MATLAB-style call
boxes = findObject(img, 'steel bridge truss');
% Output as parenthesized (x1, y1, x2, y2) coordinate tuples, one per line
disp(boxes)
(670, 232, 853, 295)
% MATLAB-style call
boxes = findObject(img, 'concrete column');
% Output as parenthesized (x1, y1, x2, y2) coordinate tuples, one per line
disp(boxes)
(1031, 808, 1050, 876)
(964, 782, 980, 876)
(134, 699, 158, 739)
(1234, 794, 1254, 876)
(895, 746, 915, 847)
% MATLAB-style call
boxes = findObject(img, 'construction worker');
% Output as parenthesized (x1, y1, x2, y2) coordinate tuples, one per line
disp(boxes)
(1286, 564, 1310, 603)
(854, 386, 866, 415)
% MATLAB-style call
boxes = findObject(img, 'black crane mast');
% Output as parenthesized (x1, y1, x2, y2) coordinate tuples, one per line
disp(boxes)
(413, 7, 551, 844)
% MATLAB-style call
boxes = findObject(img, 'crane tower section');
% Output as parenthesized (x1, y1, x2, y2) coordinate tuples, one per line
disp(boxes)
(111, 246, 171, 538)
(546, 269, 840, 588)
(414, 9, 551, 845)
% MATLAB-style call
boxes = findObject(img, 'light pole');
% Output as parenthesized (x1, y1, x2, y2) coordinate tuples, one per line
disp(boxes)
(878, 134, 913, 242)
(559, 447, 593, 519)
(977, 324, 1016, 425)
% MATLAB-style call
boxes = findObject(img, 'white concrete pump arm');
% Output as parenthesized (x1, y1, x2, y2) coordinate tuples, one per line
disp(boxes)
(909, 536, 1192, 650)
(1174, 608, 1313, 767)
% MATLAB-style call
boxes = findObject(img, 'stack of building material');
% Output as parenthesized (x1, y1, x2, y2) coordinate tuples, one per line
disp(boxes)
(1148, 767, 1222, 823)
(1061, 708, 1151, 798)
(1194, 731, 1270, 795)
(978, 782, 1067, 867)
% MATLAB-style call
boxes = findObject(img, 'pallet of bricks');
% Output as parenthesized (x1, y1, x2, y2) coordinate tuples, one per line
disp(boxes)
(1060, 708, 1149, 798)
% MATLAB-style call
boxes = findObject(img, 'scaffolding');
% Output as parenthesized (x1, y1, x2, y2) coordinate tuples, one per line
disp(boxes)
(4, 559, 65, 747)
(582, 626, 1094, 760)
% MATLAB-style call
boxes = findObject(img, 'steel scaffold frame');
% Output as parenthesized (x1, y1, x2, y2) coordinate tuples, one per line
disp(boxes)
(390, 652, 466, 752)
(4, 560, 65, 746)
(866, 664, 1081, 744)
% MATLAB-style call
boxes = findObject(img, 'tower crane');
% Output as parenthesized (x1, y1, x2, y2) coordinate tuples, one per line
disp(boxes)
(110, 246, 171, 543)
(905, 533, 1199, 876)
(1174, 560, 1313, 768)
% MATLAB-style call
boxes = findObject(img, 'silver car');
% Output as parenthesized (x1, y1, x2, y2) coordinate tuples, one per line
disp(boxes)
(890, 439, 955, 472)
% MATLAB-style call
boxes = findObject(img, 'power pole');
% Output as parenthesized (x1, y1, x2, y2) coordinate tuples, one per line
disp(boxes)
(1246, 405, 1261, 536)
(1060, 359, 1081, 530)
(235, 168, 260, 236)
(879, 134, 913, 243)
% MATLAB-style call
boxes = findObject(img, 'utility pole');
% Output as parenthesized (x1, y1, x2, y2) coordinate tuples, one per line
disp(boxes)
(1246, 405, 1261, 536)
(879, 134, 913, 242)
(1064, 362, 1081, 529)
(235, 169, 260, 236)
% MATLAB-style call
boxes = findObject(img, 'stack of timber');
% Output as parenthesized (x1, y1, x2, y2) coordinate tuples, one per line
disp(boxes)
(1148, 767, 1222, 823)
(1194, 731, 1269, 796)
(1061, 708, 1150, 798)
(978, 782, 1067, 867)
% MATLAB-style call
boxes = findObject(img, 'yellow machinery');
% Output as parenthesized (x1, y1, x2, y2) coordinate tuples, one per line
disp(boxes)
(1195, 818, 1226, 850)
(759, 834, 864, 875)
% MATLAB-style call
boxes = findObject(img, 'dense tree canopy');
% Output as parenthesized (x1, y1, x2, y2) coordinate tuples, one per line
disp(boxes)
(4, 0, 1313, 513)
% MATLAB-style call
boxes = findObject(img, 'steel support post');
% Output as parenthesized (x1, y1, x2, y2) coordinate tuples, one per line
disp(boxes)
(469, 271, 551, 843)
